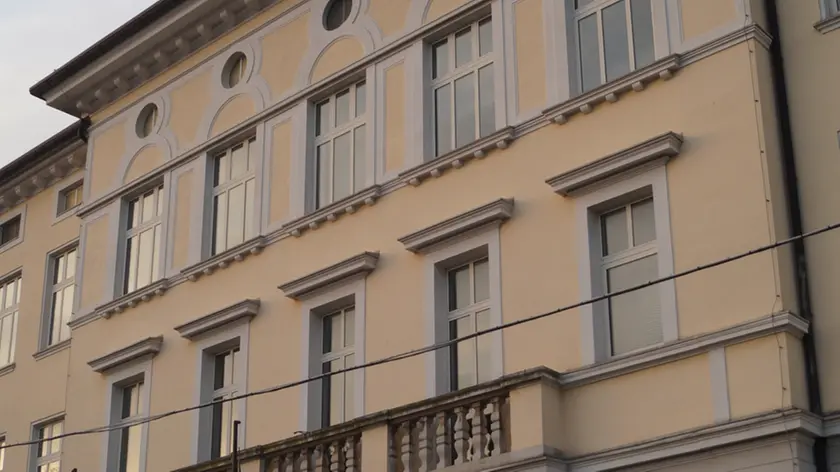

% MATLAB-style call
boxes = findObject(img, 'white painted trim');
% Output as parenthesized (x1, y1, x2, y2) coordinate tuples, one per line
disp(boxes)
(101, 356, 154, 472)
(51, 175, 84, 225)
(423, 224, 504, 397)
(174, 299, 260, 340)
(38, 238, 79, 352)
(279, 252, 379, 300)
(399, 198, 514, 253)
(113, 94, 177, 190)
(88, 336, 163, 373)
(298, 276, 367, 432)
(709, 347, 731, 423)
(262, 111, 295, 231)
(0, 205, 26, 256)
(815, 13, 840, 33)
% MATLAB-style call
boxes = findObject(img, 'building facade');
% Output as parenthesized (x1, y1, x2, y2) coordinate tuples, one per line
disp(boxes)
(0, 0, 839, 471)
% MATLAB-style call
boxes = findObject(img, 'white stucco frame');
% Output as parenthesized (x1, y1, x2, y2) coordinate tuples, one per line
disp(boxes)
(101, 356, 154, 472)
(51, 174, 84, 225)
(298, 276, 367, 432)
(0, 205, 26, 256)
(574, 164, 678, 365)
(36, 238, 79, 356)
(423, 224, 504, 398)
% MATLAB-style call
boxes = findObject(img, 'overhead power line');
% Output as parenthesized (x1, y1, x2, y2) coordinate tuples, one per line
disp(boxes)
(3, 220, 840, 452)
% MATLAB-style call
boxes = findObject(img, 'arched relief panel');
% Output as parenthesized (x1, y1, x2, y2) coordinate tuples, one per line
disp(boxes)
(113, 95, 177, 189)
(260, 10, 312, 100)
(168, 70, 213, 151)
(406, 0, 467, 29)
(311, 36, 366, 83)
(88, 121, 128, 201)
(367, 0, 411, 41)
(209, 94, 259, 138)
(124, 145, 166, 184)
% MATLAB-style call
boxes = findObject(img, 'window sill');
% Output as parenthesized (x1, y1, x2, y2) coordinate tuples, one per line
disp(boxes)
(284, 186, 383, 238)
(0, 362, 15, 378)
(0, 237, 23, 256)
(33, 339, 72, 361)
(543, 54, 681, 125)
(182, 236, 266, 282)
(815, 14, 840, 34)
(98, 279, 170, 319)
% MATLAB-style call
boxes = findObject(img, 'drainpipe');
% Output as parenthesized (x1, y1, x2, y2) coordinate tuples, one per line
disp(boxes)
(77, 116, 91, 144)
(763, 0, 827, 468)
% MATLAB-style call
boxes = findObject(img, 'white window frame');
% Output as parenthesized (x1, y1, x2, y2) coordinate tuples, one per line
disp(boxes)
(423, 225, 503, 397)
(313, 81, 369, 209)
(190, 320, 249, 464)
(122, 184, 165, 295)
(299, 278, 366, 432)
(42, 243, 78, 349)
(103, 359, 152, 472)
(0, 274, 22, 369)
(57, 181, 83, 216)
(0, 208, 25, 254)
(319, 306, 357, 428)
(0, 434, 5, 471)
(32, 417, 63, 472)
(211, 137, 258, 256)
(446, 258, 494, 391)
(821, 0, 840, 18)
(575, 165, 677, 364)
(430, 16, 496, 157)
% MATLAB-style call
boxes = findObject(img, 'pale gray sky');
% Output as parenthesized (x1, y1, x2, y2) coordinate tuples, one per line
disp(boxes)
(0, 0, 156, 165)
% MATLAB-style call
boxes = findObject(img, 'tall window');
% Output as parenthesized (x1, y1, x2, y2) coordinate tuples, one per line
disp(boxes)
(116, 382, 144, 472)
(35, 420, 63, 472)
(210, 347, 240, 459)
(213, 138, 257, 255)
(124, 186, 163, 294)
(314, 82, 367, 209)
(600, 197, 660, 355)
(448, 259, 492, 390)
(0, 216, 21, 247)
(0, 276, 21, 367)
(321, 307, 355, 427)
(0, 436, 5, 471)
(432, 17, 495, 157)
(575, 0, 655, 92)
(48, 248, 76, 346)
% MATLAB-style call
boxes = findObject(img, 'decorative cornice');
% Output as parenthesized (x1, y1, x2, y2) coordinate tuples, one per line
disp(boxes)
(182, 236, 266, 282)
(395, 127, 516, 189)
(98, 279, 170, 320)
(174, 299, 261, 340)
(33, 339, 72, 362)
(682, 24, 772, 66)
(0, 147, 85, 217)
(815, 14, 840, 34)
(398, 198, 514, 253)
(88, 336, 163, 373)
(282, 186, 382, 239)
(543, 55, 681, 126)
(279, 252, 380, 300)
(545, 132, 683, 197)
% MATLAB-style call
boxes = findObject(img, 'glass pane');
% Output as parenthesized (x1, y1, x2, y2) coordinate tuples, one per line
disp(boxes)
(50, 291, 63, 344)
(478, 65, 495, 138)
(152, 224, 162, 282)
(317, 144, 332, 208)
(142, 191, 155, 223)
(51, 422, 62, 453)
(344, 307, 355, 347)
(434, 85, 452, 156)
(476, 309, 493, 383)
(329, 313, 342, 353)
(479, 18, 493, 56)
(473, 259, 490, 302)
(227, 184, 246, 248)
(38, 426, 48, 457)
(55, 254, 66, 284)
(213, 193, 228, 255)
(66, 249, 76, 281)
(231, 145, 248, 180)
(156, 186, 163, 216)
(0, 316, 10, 365)
(353, 125, 366, 192)
(608, 254, 662, 355)
(455, 27, 473, 67)
(127, 236, 140, 292)
(248, 138, 258, 172)
(123, 424, 142, 472)
(454, 74, 476, 148)
(322, 313, 334, 355)
(631, 198, 656, 245)
(328, 358, 344, 425)
(333, 132, 353, 202)
(631, 0, 655, 69)
(128, 199, 139, 230)
(345, 353, 355, 421)
(214, 353, 227, 389)
(60, 285, 73, 342)
(219, 400, 232, 456)
(14, 279, 20, 304)
(576, 0, 594, 8)
(335, 90, 351, 126)
(448, 265, 471, 311)
(244, 179, 255, 240)
(604, 1, 631, 82)
(355, 82, 366, 117)
(215, 153, 229, 186)
(316, 101, 330, 137)
(602, 207, 628, 255)
(453, 316, 476, 389)
(579, 14, 602, 92)
(137, 229, 154, 288)
(432, 40, 449, 79)
(4, 281, 15, 309)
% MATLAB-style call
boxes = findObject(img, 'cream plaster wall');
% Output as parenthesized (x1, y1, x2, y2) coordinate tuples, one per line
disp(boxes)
(679, 0, 739, 41)
(368, 0, 411, 38)
(514, 0, 547, 115)
(310, 36, 366, 84)
(261, 12, 310, 99)
(124, 145, 166, 184)
(424, 0, 469, 24)
(269, 120, 292, 225)
(210, 94, 258, 138)
(172, 170, 194, 271)
(384, 62, 406, 174)
(80, 215, 110, 309)
(88, 121, 126, 200)
(726, 336, 790, 418)
(169, 71, 212, 150)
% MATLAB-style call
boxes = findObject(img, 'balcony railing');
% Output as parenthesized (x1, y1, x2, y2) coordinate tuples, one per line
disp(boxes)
(264, 433, 361, 472)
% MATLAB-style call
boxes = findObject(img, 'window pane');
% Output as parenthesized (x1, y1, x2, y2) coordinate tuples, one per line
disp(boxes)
(631, 198, 656, 245)
(473, 259, 490, 302)
(579, 14, 602, 92)
(479, 19, 493, 56)
(66, 249, 76, 281)
(432, 40, 449, 79)
(231, 145, 248, 180)
(248, 138, 258, 172)
(55, 253, 66, 284)
(322, 313, 334, 355)
(434, 85, 452, 156)
(476, 309, 493, 383)
(51, 422, 62, 453)
(1, 438, 6, 469)
(345, 353, 355, 421)
(122, 424, 142, 472)
(452, 316, 476, 389)
(0, 316, 11, 365)
(60, 285, 73, 342)
(344, 307, 355, 347)
(602, 207, 629, 255)
(455, 27, 473, 67)
(316, 101, 330, 137)
(335, 90, 351, 126)
(630, 0, 655, 68)
(142, 191, 155, 223)
(127, 199, 139, 230)
(603, 0, 631, 82)
(328, 358, 344, 425)
(244, 179, 255, 240)
(333, 132, 353, 202)
(317, 144, 332, 208)
(448, 265, 471, 311)
(152, 224, 162, 282)
(454, 74, 476, 148)
(137, 229, 154, 288)
(329, 313, 342, 353)
(213, 193, 228, 255)
(216, 153, 230, 187)
(50, 291, 63, 345)
(478, 65, 495, 138)
(355, 82, 366, 117)
(576, 0, 594, 8)
(125, 237, 136, 292)
(218, 400, 232, 456)
(227, 184, 246, 249)
(608, 254, 662, 355)
(353, 125, 366, 193)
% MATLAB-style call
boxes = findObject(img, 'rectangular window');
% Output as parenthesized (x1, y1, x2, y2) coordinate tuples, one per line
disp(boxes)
(210, 347, 240, 459)
(212, 138, 257, 255)
(35, 420, 63, 472)
(47, 247, 76, 346)
(314, 81, 367, 209)
(117, 382, 144, 472)
(447, 259, 492, 390)
(124, 186, 163, 294)
(58, 182, 83, 215)
(0, 216, 21, 247)
(0, 276, 21, 367)
(600, 197, 661, 355)
(432, 17, 495, 157)
(321, 306, 356, 427)
(575, 0, 655, 92)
